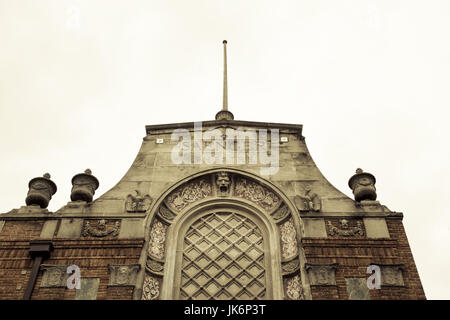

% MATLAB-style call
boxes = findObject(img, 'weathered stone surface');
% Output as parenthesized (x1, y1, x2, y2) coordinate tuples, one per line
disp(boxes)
(75, 278, 100, 300)
(40, 220, 58, 238)
(306, 263, 338, 285)
(56, 219, 83, 238)
(364, 218, 390, 239)
(118, 218, 145, 239)
(302, 218, 327, 238)
(381, 265, 404, 286)
(40, 265, 68, 288)
(345, 278, 370, 300)
(108, 264, 140, 286)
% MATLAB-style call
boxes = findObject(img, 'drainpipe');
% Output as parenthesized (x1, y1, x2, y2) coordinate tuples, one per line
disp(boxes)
(23, 240, 53, 300)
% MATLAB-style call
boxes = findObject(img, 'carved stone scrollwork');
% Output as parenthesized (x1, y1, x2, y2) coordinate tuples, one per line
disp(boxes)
(166, 178, 212, 212)
(279, 217, 298, 260)
(108, 264, 140, 286)
(156, 203, 176, 223)
(147, 219, 168, 260)
(327, 219, 364, 237)
(284, 275, 305, 300)
(305, 263, 338, 285)
(234, 177, 280, 212)
(146, 257, 164, 276)
(281, 258, 300, 276)
(141, 274, 160, 300)
(216, 172, 231, 196)
(82, 219, 120, 237)
(125, 190, 152, 213)
(294, 185, 321, 212)
(40, 265, 68, 288)
(271, 204, 290, 223)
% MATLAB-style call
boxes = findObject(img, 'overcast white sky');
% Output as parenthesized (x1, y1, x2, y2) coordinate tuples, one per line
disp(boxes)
(0, 0, 449, 299)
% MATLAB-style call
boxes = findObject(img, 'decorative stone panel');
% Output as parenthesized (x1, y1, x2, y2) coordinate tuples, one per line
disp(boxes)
(380, 265, 405, 287)
(166, 178, 212, 212)
(284, 275, 304, 300)
(233, 177, 280, 212)
(40, 265, 69, 288)
(141, 274, 161, 300)
(147, 219, 168, 260)
(125, 190, 152, 213)
(345, 278, 370, 300)
(75, 278, 100, 300)
(108, 264, 140, 286)
(81, 219, 120, 238)
(327, 219, 365, 237)
(305, 263, 338, 285)
(363, 218, 390, 239)
(279, 217, 298, 260)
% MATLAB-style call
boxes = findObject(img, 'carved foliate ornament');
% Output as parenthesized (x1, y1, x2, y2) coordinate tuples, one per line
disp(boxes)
(327, 219, 364, 237)
(166, 178, 212, 212)
(125, 190, 152, 213)
(285, 275, 304, 300)
(305, 263, 338, 285)
(70, 169, 99, 203)
(157, 203, 176, 222)
(294, 185, 321, 212)
(146, 257, 164, 276)
(141, 274, 160, 300)
(108, 264, 140, 286)
(40, 265, 68, 287)
(147, 220, 168, 259)
(282, 258, 300, 276)
(25, 173, 57, 209)
(82, 219, 120, 238)
(234, 177, 280, 212)
(279, 217, 298, 260)
(216, 172, 231, 196)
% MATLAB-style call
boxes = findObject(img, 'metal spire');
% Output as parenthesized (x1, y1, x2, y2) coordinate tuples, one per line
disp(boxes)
(222, 40, 228, 111)
(216, 40, 234, 120)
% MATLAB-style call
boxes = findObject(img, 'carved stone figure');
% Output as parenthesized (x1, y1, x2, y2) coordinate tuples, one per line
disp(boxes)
(25, 173, 57, 209)
(216, 172, 231, 196)
(70, 169, 99, 202)
(125, 190, 152, 212)
(327, 219, 365, 237)
(294, 185, 321, 212)
(82, 219, 120, 237)
(108, 264, 140, 286)
(234, 177, 280, 211)
(166, 179, 212, 212)
(348, 168, 377, 202)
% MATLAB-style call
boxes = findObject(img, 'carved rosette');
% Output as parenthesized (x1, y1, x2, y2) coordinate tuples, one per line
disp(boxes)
(40, 265, 68, 288)
(82, 219, 120, 238)
(166, 178, 212, 212)
(327, 219, 365, 237)
(108, 264, 140, 286)
(141, 274, 160, 300)
(285, 275, 304, 300)
(234, 177, 280, 212)
(147, 220, 168, 260)
(279, 217, 298, 260)
(125, 190, 152, 213)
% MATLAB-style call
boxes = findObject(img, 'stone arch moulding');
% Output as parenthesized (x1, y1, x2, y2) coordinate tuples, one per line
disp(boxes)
(136, 168, 312, 300)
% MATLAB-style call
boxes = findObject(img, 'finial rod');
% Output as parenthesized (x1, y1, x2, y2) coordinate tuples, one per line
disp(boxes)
(222, 40, 228, 111)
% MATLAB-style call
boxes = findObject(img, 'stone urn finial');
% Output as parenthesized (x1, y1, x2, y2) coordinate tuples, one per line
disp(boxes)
(25, 173, 57, 208)
(348, 168, 377, 202)
(70, 169, 99, 202)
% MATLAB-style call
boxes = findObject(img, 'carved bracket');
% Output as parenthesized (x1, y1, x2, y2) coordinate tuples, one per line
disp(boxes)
(271, 204, 291, 223)
(281, 258, 300, 276)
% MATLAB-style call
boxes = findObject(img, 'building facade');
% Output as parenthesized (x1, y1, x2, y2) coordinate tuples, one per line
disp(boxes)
(0, 113, 425, 300)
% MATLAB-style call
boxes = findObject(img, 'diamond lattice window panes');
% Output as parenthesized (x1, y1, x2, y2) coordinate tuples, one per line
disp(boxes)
(180, 212, 267, 300)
